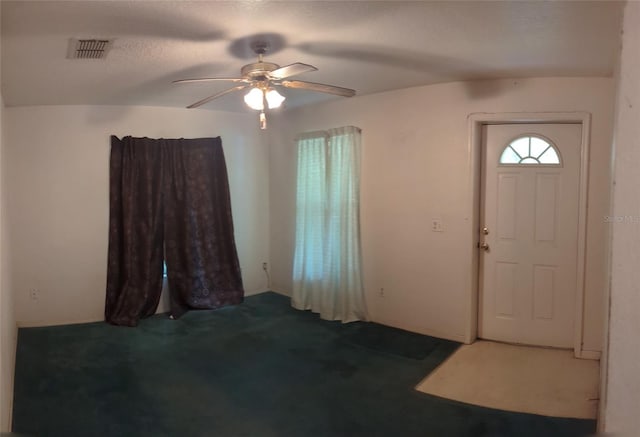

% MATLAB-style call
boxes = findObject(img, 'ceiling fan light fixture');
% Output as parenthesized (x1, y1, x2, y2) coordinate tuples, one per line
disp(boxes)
(265, 88, 285, 109)
(244, 87, 264, 110)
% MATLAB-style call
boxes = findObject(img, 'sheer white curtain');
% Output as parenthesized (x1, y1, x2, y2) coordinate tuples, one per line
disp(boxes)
(292, 126, 368, 322)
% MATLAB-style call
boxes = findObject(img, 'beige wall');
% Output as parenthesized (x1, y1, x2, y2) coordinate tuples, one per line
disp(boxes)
(269, 77, 615, 350)
(0, 7, 17, 429)
(5, 105, 270, 327)
(1, 96, 17, 434)
(604, 1, 640, 434)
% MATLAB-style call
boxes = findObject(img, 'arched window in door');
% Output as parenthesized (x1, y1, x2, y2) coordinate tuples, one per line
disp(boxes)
(499, 135, 561, 165)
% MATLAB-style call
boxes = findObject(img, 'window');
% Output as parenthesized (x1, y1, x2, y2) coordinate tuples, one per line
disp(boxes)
(499, 135, 561, 165)
(291, 126, 368, 322)
(293, 133, 328, 281)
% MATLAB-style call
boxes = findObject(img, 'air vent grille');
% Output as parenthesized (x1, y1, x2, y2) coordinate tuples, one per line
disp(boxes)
(73, 39, 111, 59)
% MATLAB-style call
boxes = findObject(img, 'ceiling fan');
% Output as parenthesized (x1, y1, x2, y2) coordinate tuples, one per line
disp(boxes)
(172, 41, 356, 128)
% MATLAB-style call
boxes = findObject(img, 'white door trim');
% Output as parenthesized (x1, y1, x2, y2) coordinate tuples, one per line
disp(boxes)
(465, 112, 592, 359)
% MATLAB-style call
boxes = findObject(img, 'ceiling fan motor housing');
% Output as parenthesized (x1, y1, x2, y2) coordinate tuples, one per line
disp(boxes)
(241, 62, 280, 81)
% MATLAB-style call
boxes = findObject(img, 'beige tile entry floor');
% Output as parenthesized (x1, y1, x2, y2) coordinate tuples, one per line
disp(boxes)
(415, 340, 599, 419)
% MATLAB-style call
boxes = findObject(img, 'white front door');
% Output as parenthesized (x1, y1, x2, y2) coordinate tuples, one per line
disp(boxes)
(478, 123, 582, 348)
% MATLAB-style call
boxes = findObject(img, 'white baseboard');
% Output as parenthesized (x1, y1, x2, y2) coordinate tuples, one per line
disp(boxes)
(17, 291, 277, 328)
(1, 324, 18, 433)
(244, 288, 270, 296)
(365, 316, 467, 343)
(577, 349, 601, 360)
(268, 288, 291, 297)
(17, 317, 103, 328)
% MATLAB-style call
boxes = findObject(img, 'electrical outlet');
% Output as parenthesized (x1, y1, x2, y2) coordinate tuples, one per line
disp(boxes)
(30, 288, 39, 300)
(431, 219, 443, 232)
(262, 262, 268, 271)
(379, 288, 385, 297)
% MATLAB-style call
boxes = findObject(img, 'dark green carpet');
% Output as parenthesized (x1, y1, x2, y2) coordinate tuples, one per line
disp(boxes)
(13, 292, 596, 437)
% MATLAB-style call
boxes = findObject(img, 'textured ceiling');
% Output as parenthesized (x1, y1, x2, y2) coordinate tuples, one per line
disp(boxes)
(0, 1, 624, 112)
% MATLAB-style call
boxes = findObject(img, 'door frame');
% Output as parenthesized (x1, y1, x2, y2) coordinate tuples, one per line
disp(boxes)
(465, 112, 593, 359)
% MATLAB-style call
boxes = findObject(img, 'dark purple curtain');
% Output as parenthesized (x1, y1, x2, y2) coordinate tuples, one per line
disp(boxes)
(105, 136, 244, 326)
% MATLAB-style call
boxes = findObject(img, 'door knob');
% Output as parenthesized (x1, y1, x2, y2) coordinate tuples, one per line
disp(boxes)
(479, 242, 490, 251)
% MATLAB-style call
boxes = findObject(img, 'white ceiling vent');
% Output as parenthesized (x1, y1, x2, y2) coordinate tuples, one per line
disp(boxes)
(69, 39, 112, 59)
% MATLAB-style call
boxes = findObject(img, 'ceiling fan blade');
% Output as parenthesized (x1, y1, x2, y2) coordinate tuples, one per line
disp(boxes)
(269, 63, 318, 80)
(281, 80, 355, 97)
(173, 77, 247, 84)
(186, 85, 249, 109)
